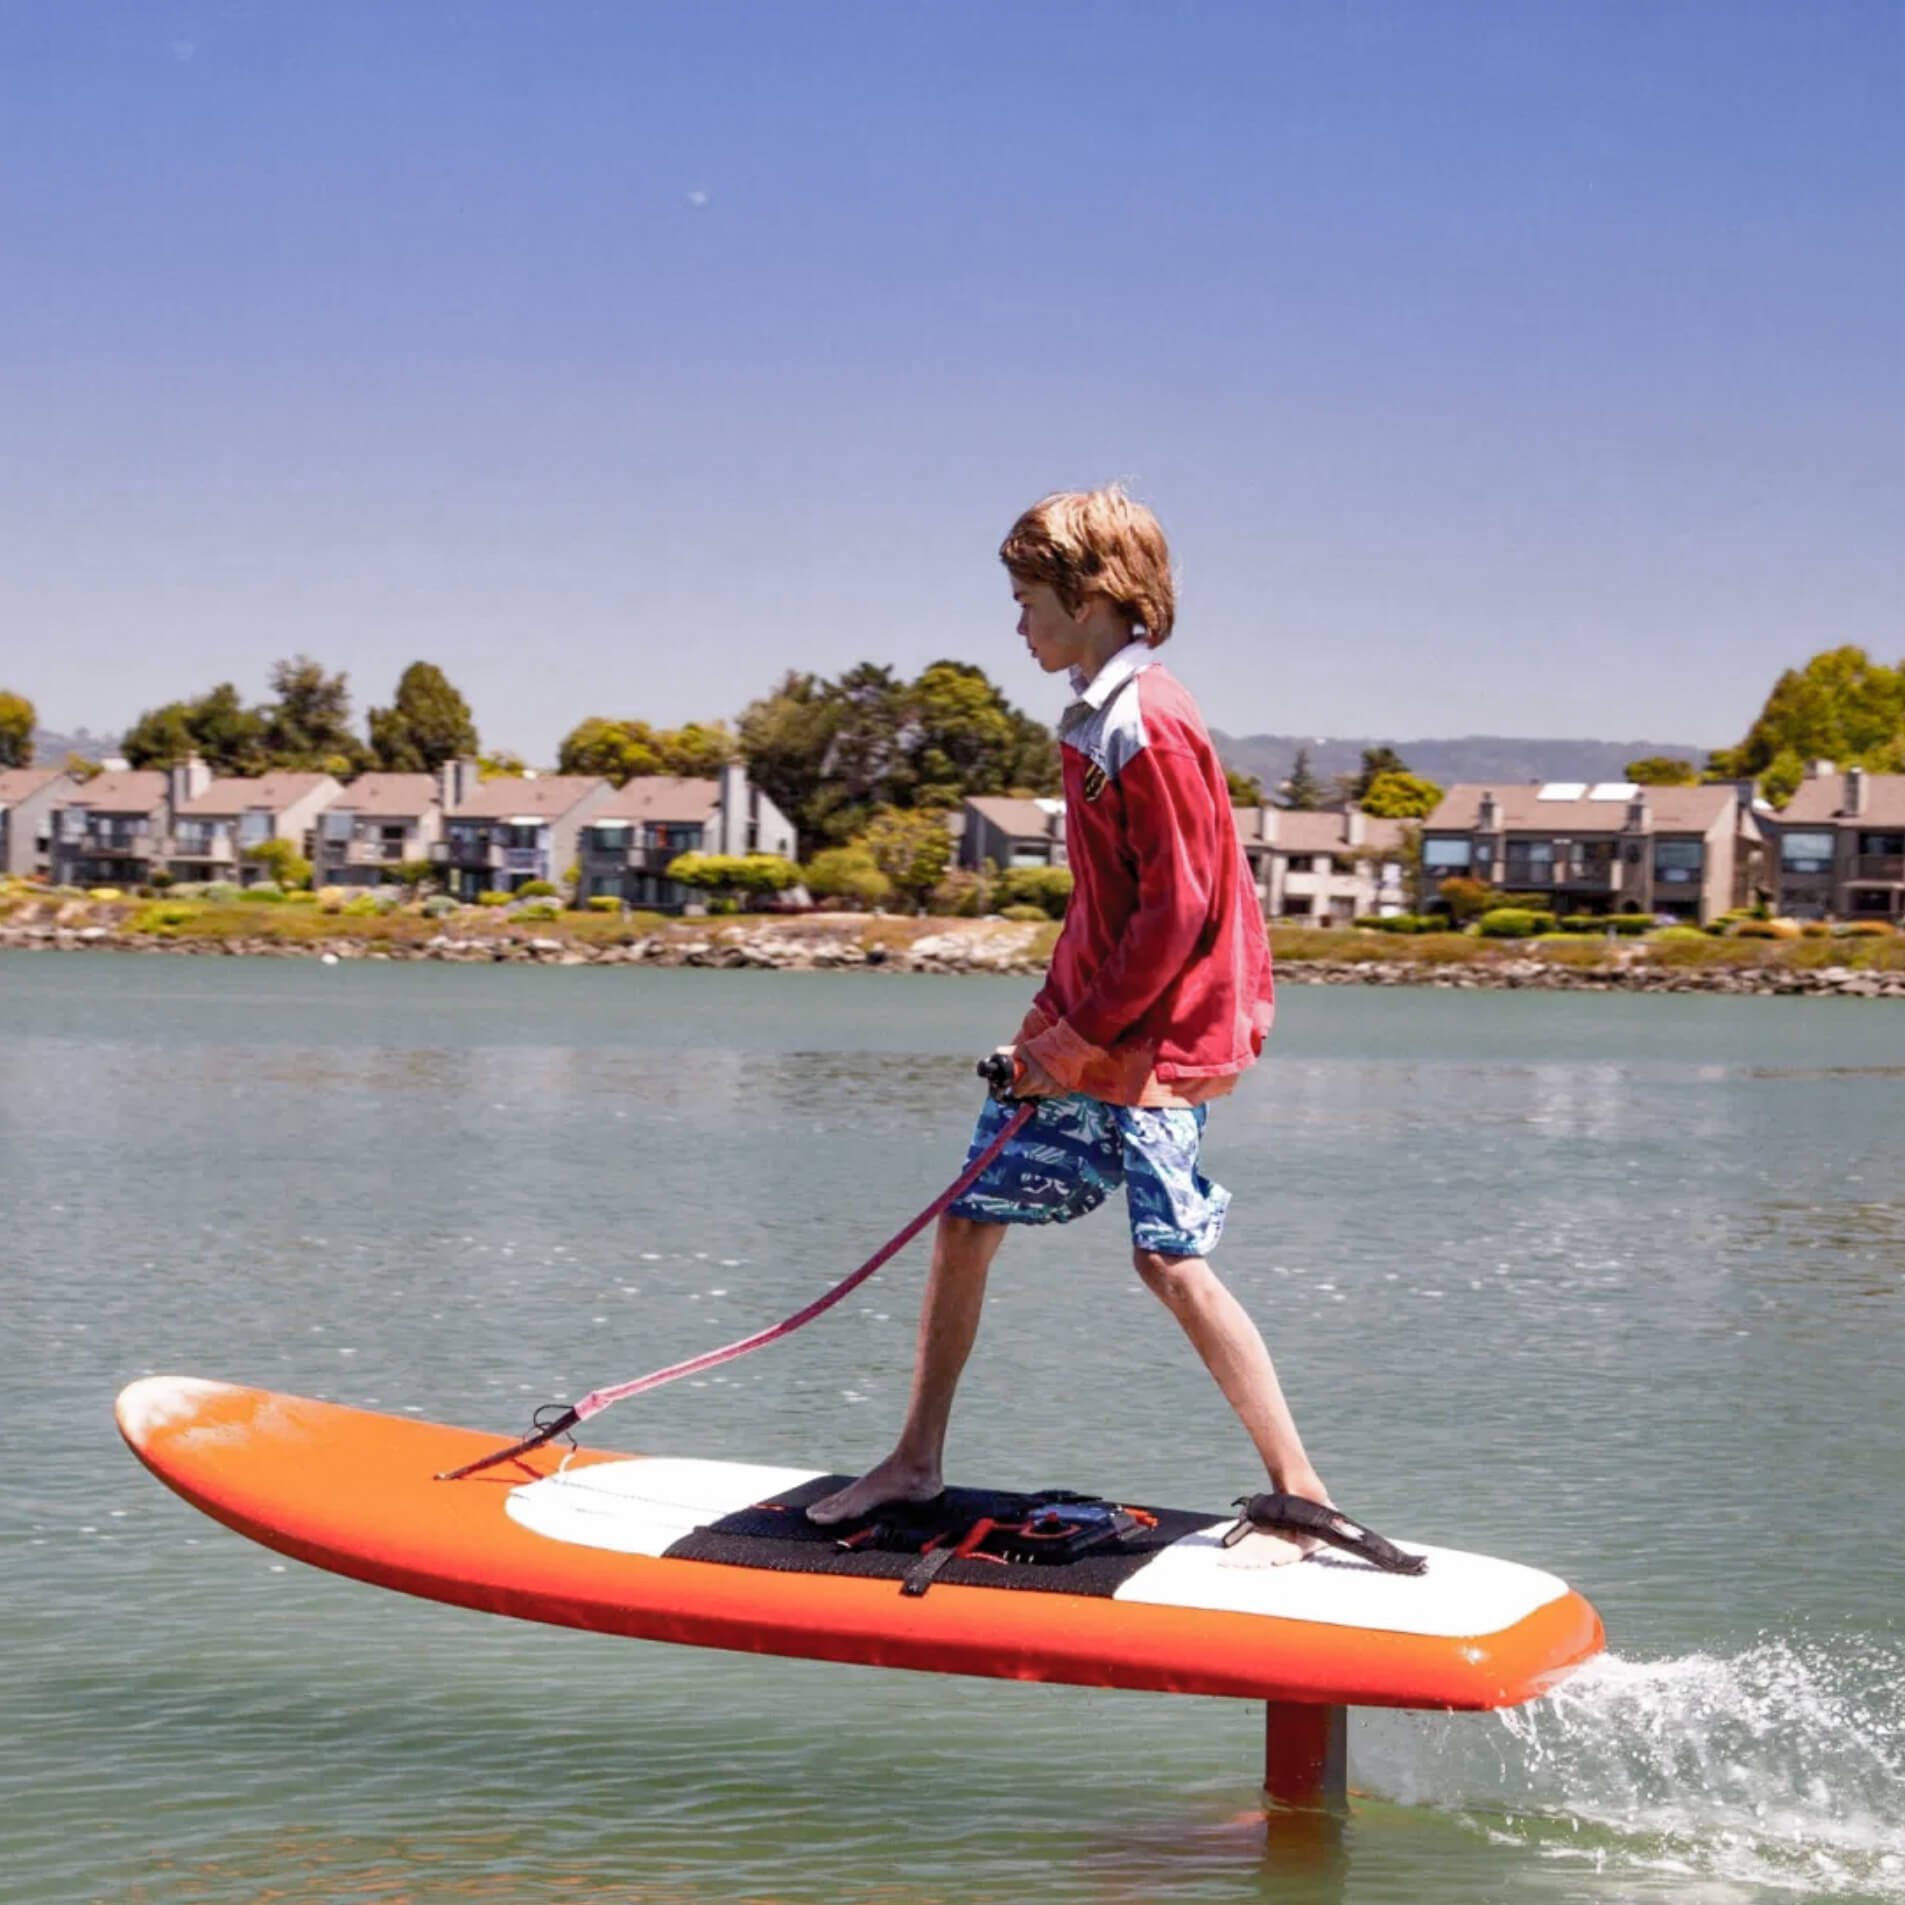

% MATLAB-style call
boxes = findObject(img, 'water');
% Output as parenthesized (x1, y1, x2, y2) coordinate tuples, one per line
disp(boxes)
(3, 953, 1901, 1904)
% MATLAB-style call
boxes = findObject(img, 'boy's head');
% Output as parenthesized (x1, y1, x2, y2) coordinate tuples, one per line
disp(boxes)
(999, 487, 1176, 650)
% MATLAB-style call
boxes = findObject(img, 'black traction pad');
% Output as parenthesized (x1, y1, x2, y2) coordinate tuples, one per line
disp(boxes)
(665, 1476, 1222, 1599)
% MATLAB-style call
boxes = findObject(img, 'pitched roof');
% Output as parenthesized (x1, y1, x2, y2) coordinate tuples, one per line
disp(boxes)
(446, 775, 608, 820)
(0, 768, 69, 808)
(323, 773, 441, 818)
(595, 776, 720, 824)
(55, 770, 168, 813)
(1779, 772, 1905, 828)
(176, 773, 339, 817)
(965, 796, 1061, 838)
(1231, 807, 1407, 852)
(1425, 783, 1740, 835)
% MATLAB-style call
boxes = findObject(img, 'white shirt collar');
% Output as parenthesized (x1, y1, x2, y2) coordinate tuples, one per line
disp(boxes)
(1068, 638, 1158, 711)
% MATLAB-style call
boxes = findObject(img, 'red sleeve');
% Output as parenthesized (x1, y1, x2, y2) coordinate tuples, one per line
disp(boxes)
(1025, 743, 1215, 1084)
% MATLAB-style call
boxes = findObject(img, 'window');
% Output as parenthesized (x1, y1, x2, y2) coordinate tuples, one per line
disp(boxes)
(1653, 840, 1704, 884)
(1422, 838, 1471, 870)
(1285, 854, 1314, 873)
(1780, 831, 1835, 874)
(1504, 841, 1554, 882)
(320, 811, 355, 841)
(1852, 889, 1894, 916)
(590, 824, 633, 850)
(237, 813, 272, 847)
(1857, 832, 1904, 856)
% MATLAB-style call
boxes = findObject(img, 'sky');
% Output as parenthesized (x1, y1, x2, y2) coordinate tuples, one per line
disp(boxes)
(2, 1, 1900, 761)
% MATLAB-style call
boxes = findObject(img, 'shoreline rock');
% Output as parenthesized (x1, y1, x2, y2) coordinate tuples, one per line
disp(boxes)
(3, 919, 1901, 997)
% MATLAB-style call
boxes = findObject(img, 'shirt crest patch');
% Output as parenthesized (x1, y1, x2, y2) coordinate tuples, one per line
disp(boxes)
(1081, 761, 1109, 803)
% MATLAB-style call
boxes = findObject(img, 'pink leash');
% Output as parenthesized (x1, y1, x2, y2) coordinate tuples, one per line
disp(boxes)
(438, 1077, 1035, 1482)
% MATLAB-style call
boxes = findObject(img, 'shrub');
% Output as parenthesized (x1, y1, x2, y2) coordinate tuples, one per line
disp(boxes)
(999, 902, 1050, 923)
(339, 896, 384, 917)
(1649, 925, 1710, 946)
(421, 895, 459, 918)
(1800, 921, 1831, 938)
(1732, 919, 1790, 939)
(586, 894, 623, 913)
(929, 868, 989, 917)
(513, 901, 561, 922)
(994, 865, 1074, 920)
(1436, 877, 1498, 924)
(1477, 907, 1556, 938)
(130, 902, 199, 933)
(1838, 919, 1897, 936)
(87, 886, 124, 901)
(476, 890, 512, 907)
(148, 869, 173, 891)
(803, 846, 892, 909)
(516, 879, 559, 898)
(241, 882, 286, 902)
(203, 881, 241, 903)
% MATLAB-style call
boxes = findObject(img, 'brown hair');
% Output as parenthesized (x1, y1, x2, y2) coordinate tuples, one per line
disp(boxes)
(999, 486, 1176, 645)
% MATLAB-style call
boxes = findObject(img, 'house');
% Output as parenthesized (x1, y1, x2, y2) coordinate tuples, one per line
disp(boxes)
(958, 796, 1067, 872)
(0, 768, 79, 879)
(436, 775, 615, 900)
(48, 770, 172, 888)
(1232, 806, 1408, 922)
(575, 764, 799, 910)
(1420, 782, 1764, 925)
(168, 770, 343, 885)
(1768, 762, 1905, 923)
(311, 760, 476, 888)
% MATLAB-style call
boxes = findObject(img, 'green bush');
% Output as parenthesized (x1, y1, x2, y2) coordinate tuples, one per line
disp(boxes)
(1477, 907, 1556, 938)
(514, 901, 561, 922)
(1649, 925, 1710, 945)
(339, 896, 385, 917)
(999, 902, 1050, 923)
(203, 881, 241, 903)
(586, 894, 623, 913)
(421, 895, 459, 918)
(1838, 919, 1897, 936)
(1732, 920, 1784, 939)
(241, 882, 286, 902)
(131, 902, 197, 933)
(993, 865, 1073, 919)
(285, 890, 319, 906)
(803, 846, 892, 909)
(476, 890, 511, 907)
(516, 879, 559, 898)
(929, 868, 989, 917)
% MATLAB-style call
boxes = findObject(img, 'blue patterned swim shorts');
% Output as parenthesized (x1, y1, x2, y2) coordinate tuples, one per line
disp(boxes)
(947, 1094, 1230, 1258)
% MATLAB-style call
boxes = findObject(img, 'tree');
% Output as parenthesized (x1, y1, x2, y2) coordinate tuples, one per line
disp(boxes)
(121, 682, 268, 774)
(1624, 756, 1697, 786)
(905, 660, 1057, 806)
(244, 837, 313, 890)
(737, 672, 841, 853)
(557, 716, 736, 785)
(0, 690, 35, 767)
(368, 662, 478, 772)
(861, 806, 953, 911)
(261, 657, 369, 773)
(1360, 770, 1444, 819)
(1281, 748, 1324, 811)
(665, 851, 800, 908)
(1351, 746, 1409, 800)
(1435, 876, 1497, 923)
(1224, 766, 1264, 805)
(1708, 646, 1905, 804)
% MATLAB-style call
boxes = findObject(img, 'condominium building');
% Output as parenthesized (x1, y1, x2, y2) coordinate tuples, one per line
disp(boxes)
(576, 765, 798, 910)
(1232, 806, 1408, 921)
(1767, 763, 1905, 922)
(0, 768, 78, 879)
(48, 771, 172, 887)
(168, 772, 343, 885)
(1420, 782, 1764, 924)
(311, 761, 476, 888)
(436, 775, 615, 901)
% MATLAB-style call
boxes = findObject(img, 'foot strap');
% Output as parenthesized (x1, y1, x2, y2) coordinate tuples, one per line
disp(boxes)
(1223, 1493, 1427, 1575)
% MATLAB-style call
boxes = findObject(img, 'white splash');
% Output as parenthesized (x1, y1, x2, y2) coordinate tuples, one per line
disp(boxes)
(1356, 1641, 1905, 1897)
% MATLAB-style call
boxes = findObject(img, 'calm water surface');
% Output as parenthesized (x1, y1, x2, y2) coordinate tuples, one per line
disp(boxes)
(3, 953, 1902, 1904)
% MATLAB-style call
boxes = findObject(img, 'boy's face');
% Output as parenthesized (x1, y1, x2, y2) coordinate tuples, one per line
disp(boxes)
(1011, 576, 1090, 676)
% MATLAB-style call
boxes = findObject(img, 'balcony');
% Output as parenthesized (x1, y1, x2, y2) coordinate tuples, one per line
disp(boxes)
(167, 836, 236, 864)
(1853, 854, 1904, 883)
(336, 838, 410, 866)
(501, 847, 546, 876)
(436, 840, 504, 868)
(75, 833, 156, 859)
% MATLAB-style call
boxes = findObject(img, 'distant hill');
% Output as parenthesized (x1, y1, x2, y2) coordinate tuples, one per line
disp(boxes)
(1211, 732, 1711, 798)
(31, 726, 120, 766)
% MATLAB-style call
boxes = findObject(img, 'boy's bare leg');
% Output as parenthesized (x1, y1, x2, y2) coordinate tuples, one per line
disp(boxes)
(806, 1213, 1009, 1525)
(1134, 1249, 1330, 1564)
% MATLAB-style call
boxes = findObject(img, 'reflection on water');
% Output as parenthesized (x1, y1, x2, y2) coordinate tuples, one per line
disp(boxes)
(4, 957, 1903, 1905)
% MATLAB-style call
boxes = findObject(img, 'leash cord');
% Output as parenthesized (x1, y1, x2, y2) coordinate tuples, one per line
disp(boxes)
(438, 1098, 1036, 1481)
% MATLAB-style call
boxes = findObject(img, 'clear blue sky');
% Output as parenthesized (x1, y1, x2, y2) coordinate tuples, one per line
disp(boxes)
(3, 2, 1899, 759)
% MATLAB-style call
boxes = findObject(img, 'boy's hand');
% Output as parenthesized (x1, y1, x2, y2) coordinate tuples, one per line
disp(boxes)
(1007, 1043, 1065, 1099)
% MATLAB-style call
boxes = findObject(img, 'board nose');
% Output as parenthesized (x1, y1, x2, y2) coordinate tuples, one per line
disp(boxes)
(114, 1375, 237, 1452)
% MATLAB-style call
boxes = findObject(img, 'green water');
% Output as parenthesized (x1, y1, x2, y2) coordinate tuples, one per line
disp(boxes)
(4, 953, 1902, 1904)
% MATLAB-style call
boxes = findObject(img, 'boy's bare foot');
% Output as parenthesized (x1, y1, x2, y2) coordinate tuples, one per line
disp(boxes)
(1217, 1472, 1335, 1569)
(805, 1456, 943, 1526)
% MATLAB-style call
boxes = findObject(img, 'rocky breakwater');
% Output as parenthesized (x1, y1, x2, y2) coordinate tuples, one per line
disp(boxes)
(1281, 954, 1905, 998)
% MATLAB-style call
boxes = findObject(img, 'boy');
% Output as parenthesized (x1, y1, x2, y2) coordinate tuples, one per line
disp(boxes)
(809, 487, 1330, 1561)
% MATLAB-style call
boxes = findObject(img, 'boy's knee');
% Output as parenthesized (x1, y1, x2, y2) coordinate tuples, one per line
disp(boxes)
(1134, 1248, 1210, 1305)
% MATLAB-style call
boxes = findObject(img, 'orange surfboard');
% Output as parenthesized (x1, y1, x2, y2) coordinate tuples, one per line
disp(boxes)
(116, 1376, 1602, 1711)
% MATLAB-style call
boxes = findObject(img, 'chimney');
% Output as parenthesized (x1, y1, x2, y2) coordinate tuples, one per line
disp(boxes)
(1845, 765, 1866, 816)
(438, 756, 477, 812)
(719, 759, 747, 855)
(1626, 791, 1651, 833)
(1477, 791, 1498, 831)
(1257, 804, 1279, 845)
(1807, 758, 1836, 780)
(167, 754, 210, 811)
(1343, 804, 1366, 848)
